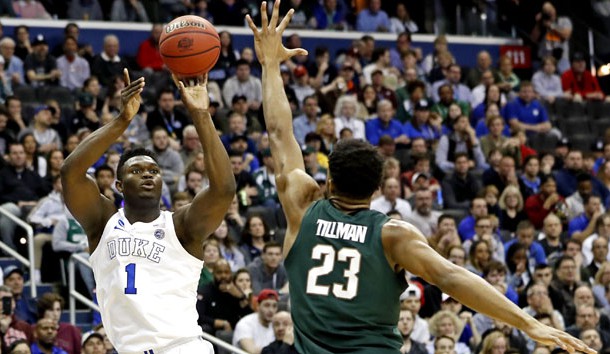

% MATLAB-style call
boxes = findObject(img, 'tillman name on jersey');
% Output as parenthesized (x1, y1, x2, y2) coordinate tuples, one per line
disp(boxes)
(315, 219, 368, 243)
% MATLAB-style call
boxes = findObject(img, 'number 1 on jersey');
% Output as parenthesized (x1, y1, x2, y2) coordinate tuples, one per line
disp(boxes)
(124, 263, 137, 295)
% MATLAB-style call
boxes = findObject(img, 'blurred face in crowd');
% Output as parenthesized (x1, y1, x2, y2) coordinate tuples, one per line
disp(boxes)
(158, 92, 174, 113)
(519, 85, 535, 103)
(228, 114, 246, 134)
(248, 216, 265, 238)
(203, 243, 220, 265)
(478, 51, 492, 70)
(36, 318, 58, 346)
(472, 198, 488, 218)
(447, 65, 461, 84)
(411, 138, 427, 155)
(598, 215, 610, 238)
(581, 329, 603, 351)
(213, 260, 232, 285)
(574, 286, 595, 307)
(236, 64, 251, 82)
(7, 98, 21, 118)
(541, 178, 557, 198)
(526, 284, 549, 310)
(230, 156, 244, 174)
(272, 312, 292, 341)
(415, 190, 433, 216)
(448, 247, 465, 266)
(186, 171, 203, 193)
(8, 144, 27, 170)
(488, 117, 504, 137)
(340, 100, 357, 118)
(437, 316, 456, 336)
(517, 226, 535, 248)
(401, 294, 421, 315)
(576, 306, 598, 330)
(104, 36, 119, 58)
(259, 298, 279, 325)
(262, 246, 282, 270)
(377, 101, 394, 123)
(234, 271, 251, 292)
(543, 214, 562, 239)
(533, 267, 553, 286)
(63, 37, 77, 56)
(439, 85, 453, 104)
(43, 301, 62, 323)
(382, 178, 401, 202)
(152, 130, 169, 151)
(565, 151, 583, 170)
(481, 71, 494, 87)
(585, 196, 602, 217)
(435, 337, 455, 354)
(303, 97, 318, 118)
(592, 238, 608, 264)
(455, 156, 469, 175)
(0, 39, 15, 59)
(572, 59, 586, 74)
(524, 157, 540, 178)
(397, 309, 415, 338)
(556, 258, 577, 283)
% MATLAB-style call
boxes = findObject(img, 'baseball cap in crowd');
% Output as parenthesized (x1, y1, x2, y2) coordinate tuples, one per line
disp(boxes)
(81, 331, 104, 346)
(229, 134, 248, 144)
(3, 265, 23, 280)
(591, 139, 605, 153)
(556, 137, 571, 149)
(411, 172, 429, 186)
(34, 105, 56, 115)
(400, 284, 421, 301)
(571, 51, 586, 62)
(32, 34, 47, 46)
(257, 289, 279, 303)
(293, 65, 308, 78)
(414, 100, 430, 111)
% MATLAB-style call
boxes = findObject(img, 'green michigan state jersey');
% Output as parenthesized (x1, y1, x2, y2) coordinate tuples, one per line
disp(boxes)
(285, 199, 408, 354)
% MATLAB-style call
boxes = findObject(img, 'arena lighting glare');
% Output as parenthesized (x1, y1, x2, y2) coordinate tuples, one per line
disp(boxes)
(598, 63, 610, 77)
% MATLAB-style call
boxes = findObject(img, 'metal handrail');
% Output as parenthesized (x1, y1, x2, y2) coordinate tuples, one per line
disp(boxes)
(68, 253, 98, 325)
(0, 206, 36, 298)
(68, 254, 249, 354)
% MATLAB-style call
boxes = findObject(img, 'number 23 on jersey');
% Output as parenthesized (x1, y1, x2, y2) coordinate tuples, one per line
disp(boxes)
(306, 245, 362, 300)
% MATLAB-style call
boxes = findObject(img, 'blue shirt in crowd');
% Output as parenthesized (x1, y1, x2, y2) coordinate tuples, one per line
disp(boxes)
(365, 118, 404, 145)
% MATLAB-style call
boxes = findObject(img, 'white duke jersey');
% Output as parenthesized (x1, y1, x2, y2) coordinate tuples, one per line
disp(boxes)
(90, 209, 204, 354)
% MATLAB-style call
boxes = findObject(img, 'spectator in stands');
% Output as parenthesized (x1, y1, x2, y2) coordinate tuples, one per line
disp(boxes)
(12, 0, 50, 19)
(561, 52, 607, 102)
(19, 133, 46, 177)
(370, 177, 412, 219)
(67, 0, 103, 20)
(197, 259, 252, 342)
(312, 0, 348, 30)
(523, 283, 565, 331)
(520, 155, 542, 199)
(405, 189, 441, 238)
(232, 289, 278, 353)
(27, 105, 61, 154)
(365, 100, 407, 146)
(70, 93, 99, 133)
(0, 38, 24, 86)
(525, 174, 568, 229)
(0, 284, 32, 349)
(498, 185, 527, 234)
(179, 125, 200, 164)
(505, 81, 552, 136)
(431, 84, 470, 123)
(565, 304, 603, 341)
(253, 148, 278, 209)
(135, 24, 163, 72)
(230, 95, 262, 137)
(333, 95, 365, 140)
(431, 64, 471, 104)
(472, 83, 507, 124)
(31, 318, 66, 354)
(0, 110, 12, 156)
(483, 155, 519, 193)
(433, 336, 456, 354)
(356, 0, 391, 32)
(80, 332, 104, 354)
(290, 65, 315, 109)
(427, 310, 469, 354)
(247, 242, 288, 297)
(532, 56, 564, 104)
(583, 238, 608, 282)
(149, 127, 184, 191)
(480, 117, 520, 165)
(210, 220, 246, 272)
(110, 0, 149, 22)
(496, 55, 520, 97)
(146, 88, 190, 143)
(222, 59, 262, 111)
(390, 3, 419, 34)
(436, 115, 488, 174)
(556, 150, 610, 202)
(13, 26, 31, 63)
(198, 239, 221, 288)
(208, 31, 238, 86)
(208, 0, 249, 26)
(396, 308, 427, 354)
(466, 51, 499, 89)
(580, 328, 604, 353)
(261, 311, 297, 354)
(37, 293, 81, 354)
(396, 79, 427, 123)
(24, 34, 59, 88)
(27, 174, 62, 283)
(399, 284, 430, 343)
(0, 142, 51, 251)
(581, 213, 610, 266)
(538, 213, 564, 263)
(52, 212, 94, 298)
(292, 95, 320, 147)
(506, 220, 547, 270)
(8, 339, 32, 354)
(315, 115, 337, 154)
(457, 197, 488, 242)
(90, 35, 128, 87)
(531, 2, 573, 73)
(569, 195, 603, 242)
(56, 36, 89, 91)
(566, 173, 604, 221)
(239, 214, 270, 264)
(442, 153, 483, 211)
(363, 48, 397, 86)
(549, 255, 581, 320)
(3, 266, 36, 325)
(279, 0, 314, 29)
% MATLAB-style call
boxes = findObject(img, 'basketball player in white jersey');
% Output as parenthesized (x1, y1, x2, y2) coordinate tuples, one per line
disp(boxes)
(61, 69, 235, 354)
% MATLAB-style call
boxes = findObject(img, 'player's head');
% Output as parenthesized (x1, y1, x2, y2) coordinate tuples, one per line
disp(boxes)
(328, 139, 383, 200)
(116, 148, 161, 201)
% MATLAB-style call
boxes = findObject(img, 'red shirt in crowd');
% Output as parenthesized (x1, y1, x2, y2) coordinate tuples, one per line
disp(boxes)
(136, 37, 164, 71)
(561, 69, 604, 98)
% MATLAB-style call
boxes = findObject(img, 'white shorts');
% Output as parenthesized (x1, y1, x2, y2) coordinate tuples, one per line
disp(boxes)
(147, 337, 214, 354)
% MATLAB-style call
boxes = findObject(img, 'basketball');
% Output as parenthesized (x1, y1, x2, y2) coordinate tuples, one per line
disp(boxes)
(159, 15, 220, 78)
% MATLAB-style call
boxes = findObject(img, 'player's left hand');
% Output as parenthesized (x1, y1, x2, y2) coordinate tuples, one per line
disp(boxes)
(119, 69, 145, 121)
(173, 74, 209, 113)
(526, 322, 596, 353)
(246, 0, 308, 66)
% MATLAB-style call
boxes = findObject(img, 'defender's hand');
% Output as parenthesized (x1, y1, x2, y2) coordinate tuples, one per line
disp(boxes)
(245, 0, 308, 66)
(173, 74, 209, 113)
(119, 69, 145, 121)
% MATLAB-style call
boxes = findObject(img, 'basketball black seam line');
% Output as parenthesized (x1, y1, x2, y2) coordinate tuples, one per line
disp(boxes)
(161, 46, 220, 59)
(159, 30, 219, 46)
(171, 50, 220, 76)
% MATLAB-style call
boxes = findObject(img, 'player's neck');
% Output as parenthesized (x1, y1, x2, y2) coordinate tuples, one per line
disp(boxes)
(123, 203, 161, 224)
(328, 195, 371, 213)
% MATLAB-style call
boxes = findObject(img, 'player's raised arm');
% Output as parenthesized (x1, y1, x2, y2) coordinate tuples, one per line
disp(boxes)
(382, 220, 595, 354)
(172, 74, 236, 257)
(61, 69, 144, 251)
(246, 1, 319, 238)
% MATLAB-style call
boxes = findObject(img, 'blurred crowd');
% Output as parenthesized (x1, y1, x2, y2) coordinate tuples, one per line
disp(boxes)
(0, 0, 608, 354)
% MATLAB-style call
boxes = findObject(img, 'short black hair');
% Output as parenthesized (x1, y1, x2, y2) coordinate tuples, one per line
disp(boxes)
(157, 88, 173, 101)
(95, 164, 115, 178)
(64, 22, 78, 34)
(236, 59, 250, 67)
(328, 139, 383, 199)
(116, 148, 158, 181)
(314, 46, 329, 58)
(454, 152, 469, 162)
(371, 47, 388, 63)
(523, 154, 539, 166)
(438, 214, 455, 226)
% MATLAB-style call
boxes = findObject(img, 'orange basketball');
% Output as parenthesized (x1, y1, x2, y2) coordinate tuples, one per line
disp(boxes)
(159, 15, 220, 78)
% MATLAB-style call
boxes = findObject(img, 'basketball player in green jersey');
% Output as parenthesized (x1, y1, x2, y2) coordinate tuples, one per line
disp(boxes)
(247, 2, 594, 353)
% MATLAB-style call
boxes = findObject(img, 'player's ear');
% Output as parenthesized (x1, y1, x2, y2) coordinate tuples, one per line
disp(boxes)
(115, 179, 123, 193)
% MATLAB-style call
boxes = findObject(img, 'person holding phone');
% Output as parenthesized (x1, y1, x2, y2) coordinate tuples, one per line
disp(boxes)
(0, 285, 32, 351)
